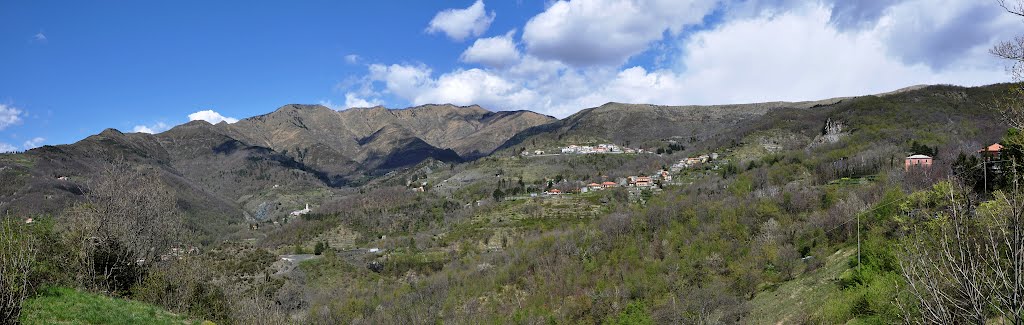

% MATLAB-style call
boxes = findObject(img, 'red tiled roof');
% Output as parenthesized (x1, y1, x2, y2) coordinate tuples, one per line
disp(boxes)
(980, 143, 1003, 153)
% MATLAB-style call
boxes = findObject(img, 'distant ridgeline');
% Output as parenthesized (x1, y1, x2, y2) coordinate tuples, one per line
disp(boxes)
(0, 84, 1009, 241)
(0, 83, 1016, 324)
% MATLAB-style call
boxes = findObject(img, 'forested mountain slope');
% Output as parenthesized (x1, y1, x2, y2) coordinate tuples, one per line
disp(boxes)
(2, 83, 1018, 324)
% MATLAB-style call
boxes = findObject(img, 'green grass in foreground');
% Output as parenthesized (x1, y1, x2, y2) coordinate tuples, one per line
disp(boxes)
(746, 248, 855, 324)
(20, 287, 199, 325)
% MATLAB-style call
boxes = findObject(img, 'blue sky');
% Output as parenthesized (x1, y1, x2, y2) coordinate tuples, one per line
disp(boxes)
(0, 0, 1020, 150)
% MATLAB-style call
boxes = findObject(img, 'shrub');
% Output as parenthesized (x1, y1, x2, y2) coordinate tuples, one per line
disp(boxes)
(608, 301, 654, 325)
(1, 218, 36, 324)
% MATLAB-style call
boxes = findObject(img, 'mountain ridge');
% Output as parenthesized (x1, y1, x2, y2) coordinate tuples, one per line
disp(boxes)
(0, 83, 1003, 241)
(0, 103, 555, 228)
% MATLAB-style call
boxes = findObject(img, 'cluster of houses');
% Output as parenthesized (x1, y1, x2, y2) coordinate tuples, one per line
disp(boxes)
(559, 144, 647, 155)
(670, 153, 720, 172)
(565, 170, 672, 194)
(520, 144, 650, 156)
(544, 188, 565, 195)
(627, 170, 673, 187)
(581, 179, 618, 192)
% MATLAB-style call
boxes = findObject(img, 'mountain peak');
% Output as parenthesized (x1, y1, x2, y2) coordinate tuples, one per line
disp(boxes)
(185, 120, 212, 126)
(99, 128, 124, 136)
(168, 120, 213, 131)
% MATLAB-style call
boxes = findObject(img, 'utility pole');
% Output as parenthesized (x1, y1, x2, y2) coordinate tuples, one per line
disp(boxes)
(982, 159, 1004, 194)
(857, 212, 861, 271)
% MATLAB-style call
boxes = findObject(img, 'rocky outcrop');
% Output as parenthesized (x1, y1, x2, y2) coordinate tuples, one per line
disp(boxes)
(809, 118, 848, 148)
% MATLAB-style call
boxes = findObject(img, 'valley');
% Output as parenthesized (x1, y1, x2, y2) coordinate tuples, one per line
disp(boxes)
(6, 1, 1024, 324)
(2, 83, 1017, 323)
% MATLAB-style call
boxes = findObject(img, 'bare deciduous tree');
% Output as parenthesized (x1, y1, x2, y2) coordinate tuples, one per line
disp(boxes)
(905, 5, 1024, 321)
(898, 179, 987, 324)
(992, 82, 1024, 131)
(0, 217, 36, 324)
(898, 176, 1024, 324)
(63, 158, 185, 293)
(994, 0, 1024, 72)
(993, 0, 1024, 130)
(229, 290, 292, 325)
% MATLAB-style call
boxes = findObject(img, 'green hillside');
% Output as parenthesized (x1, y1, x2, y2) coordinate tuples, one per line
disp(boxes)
(3, 84, 1023, 324)
(20, 287, 199, 325)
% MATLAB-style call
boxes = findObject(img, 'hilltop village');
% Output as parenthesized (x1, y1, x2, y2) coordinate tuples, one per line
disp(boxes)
(520, 143, 651, 156)
(3, 83, 1019, 325)
(458, 144, 735, 202)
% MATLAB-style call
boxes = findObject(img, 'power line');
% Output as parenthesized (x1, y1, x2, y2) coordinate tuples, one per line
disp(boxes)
(798, 194, 908, 269)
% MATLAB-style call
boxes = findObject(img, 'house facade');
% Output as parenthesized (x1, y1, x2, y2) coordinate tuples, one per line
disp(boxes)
(659, 170, 672, 182)
(634, 176, 653, 188)
(904, 154, 933, 170)
(980, 143, 1003, 160)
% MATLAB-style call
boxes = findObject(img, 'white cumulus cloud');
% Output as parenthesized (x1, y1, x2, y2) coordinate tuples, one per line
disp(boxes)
(461, 30, 521, 68)
(344, 54, 360, 64)
(344, 93, 382, 108)
(426, 0, 496, 41)
(522, 0, 718, 66)
(22, 137, 45, 150)
(668, 3, 1008, 105)
(880, 0, 1020, 69)
(319, 95, 382, 110)
(343, 0, 1018, 118)
(132, 122, 171, 134)
(188, 110, 239, 124)
(369, 63, 435, 101)
(318, 100, 342, 110)
(419, 68, 538, 109)
(0, 104, 24, 131)
(0, 142, 17, 153)
(365, 63, 537, 110)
